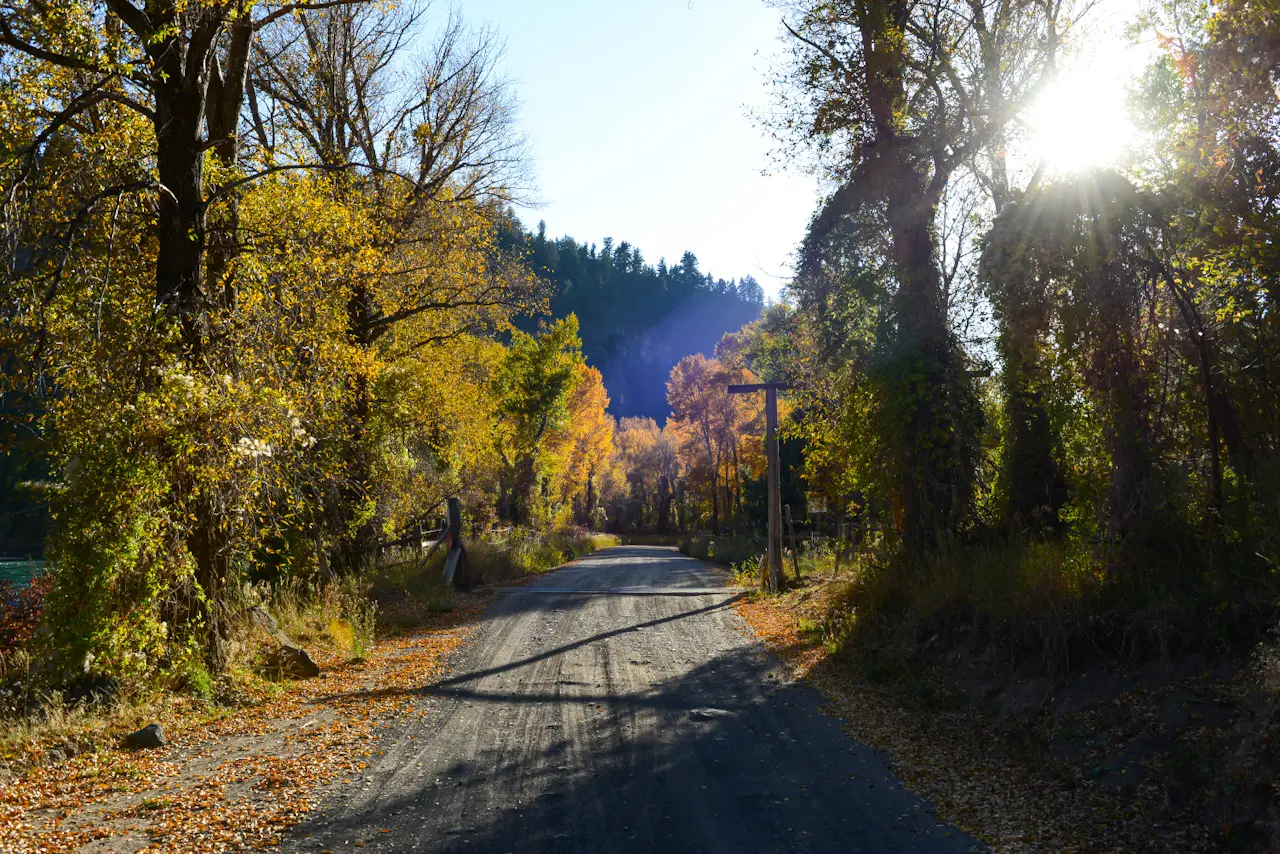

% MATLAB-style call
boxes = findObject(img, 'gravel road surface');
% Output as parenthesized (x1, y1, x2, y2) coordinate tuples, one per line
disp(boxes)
(283, 546, 980, 853)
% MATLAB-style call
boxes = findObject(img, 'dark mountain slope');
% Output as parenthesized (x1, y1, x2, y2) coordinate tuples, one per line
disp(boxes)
(505, 221, 764, 422)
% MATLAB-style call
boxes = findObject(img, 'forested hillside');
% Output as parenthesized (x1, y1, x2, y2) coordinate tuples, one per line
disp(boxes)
(505, 224, 765, 421)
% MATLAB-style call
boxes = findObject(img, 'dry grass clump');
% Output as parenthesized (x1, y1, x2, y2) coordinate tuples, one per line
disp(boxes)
(263, 576, 376, 659)
(468, 528, 619, 583)
(369, 553, 455, 633)
(220, 576, 377, 684)
(0, 689, 196, 782)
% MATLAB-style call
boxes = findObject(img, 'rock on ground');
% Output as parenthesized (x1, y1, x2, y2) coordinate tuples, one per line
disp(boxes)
(125, 723, 166, 749)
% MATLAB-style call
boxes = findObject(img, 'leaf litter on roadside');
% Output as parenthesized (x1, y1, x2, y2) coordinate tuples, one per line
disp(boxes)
(733, 589, 1212, 853)
(0, 594, 487, 853)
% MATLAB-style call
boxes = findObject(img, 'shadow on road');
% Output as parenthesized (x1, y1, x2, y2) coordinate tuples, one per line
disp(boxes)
(283, 546, 981, 854)
(430, 596, 741, 690)
(306, 596, 741, 707)
(291, 645, 979, 854)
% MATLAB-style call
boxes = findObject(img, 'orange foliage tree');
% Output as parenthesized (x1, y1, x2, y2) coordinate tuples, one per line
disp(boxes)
(666, 354, 765, 533)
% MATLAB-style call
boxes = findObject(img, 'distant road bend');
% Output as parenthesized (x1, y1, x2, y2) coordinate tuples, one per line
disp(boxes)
(284, 545, 980, 853)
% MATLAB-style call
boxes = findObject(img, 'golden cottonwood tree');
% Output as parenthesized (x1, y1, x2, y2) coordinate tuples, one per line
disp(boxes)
(607, 417, 682, 534)
(490, 316, 586, 527)
(540, 364, 614, 529)
(0, 0, 549, 685)
(244, 2, 541, 567)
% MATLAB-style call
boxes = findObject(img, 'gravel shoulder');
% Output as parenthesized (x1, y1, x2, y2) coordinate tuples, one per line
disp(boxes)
(0, 599, 483, 853)
(283, 545, 981, 854)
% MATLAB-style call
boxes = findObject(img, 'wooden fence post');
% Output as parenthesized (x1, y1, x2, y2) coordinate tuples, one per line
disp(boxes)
(441, 497, 475, 590)
(784, 504, 801, 580)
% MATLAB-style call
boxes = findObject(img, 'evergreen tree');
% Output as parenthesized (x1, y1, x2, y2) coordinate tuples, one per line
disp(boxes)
(501, 225, 765, 421)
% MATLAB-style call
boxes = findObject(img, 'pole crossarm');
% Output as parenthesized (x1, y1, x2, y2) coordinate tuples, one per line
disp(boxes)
(727, 382, 792, 394)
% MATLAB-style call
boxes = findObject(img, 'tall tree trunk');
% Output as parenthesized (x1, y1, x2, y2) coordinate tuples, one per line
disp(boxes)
(1162, 267, 1252, 505)
(153, 77, 210, 354)
(583, 466, 597, 526)
(512, 455, 536, 527)
(702, 427, 720, 534)
(1095, 272, 1152, 540)
(856, 0, 974, 550)
(205, 17, 255, 307)
(1003, 345, 1065, 532)
(146, 20, 224, 667)
(676, 480, 687, 534)
(326, 281, 380, 571)
(186, 493, 230, 670)
(657, 474, 671, 534)
(730, 438, 743, 529)
(885, 176, 970, 548)
(997, 293, 1067, 533)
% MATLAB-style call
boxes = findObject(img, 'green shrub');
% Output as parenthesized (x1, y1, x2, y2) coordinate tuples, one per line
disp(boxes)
(181, 660, 215, 701)
(679, 533, 765, 568)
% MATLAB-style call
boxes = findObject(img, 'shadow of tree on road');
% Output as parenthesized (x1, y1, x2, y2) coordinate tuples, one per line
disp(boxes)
(286, 641, 982, 854)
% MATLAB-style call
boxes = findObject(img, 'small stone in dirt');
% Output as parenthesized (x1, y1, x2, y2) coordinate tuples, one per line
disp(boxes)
(688, 708, 735, 720)
(125, 723, 166, 749)
(268, 644, 321, 680)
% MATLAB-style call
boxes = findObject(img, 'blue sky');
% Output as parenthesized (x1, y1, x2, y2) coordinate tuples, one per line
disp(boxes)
(456, 0, 821, 295)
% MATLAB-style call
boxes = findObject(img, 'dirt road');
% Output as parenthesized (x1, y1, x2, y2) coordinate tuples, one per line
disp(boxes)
(282, 546, 980, 853)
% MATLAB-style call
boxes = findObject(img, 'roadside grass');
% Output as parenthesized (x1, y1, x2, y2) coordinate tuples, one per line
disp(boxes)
(0, 595, 488, 852)
(618, 533, 681, 546)
(370, 550, 455, 634)
(730, 528, 1280, 852)
(468, 528, 620, 583)
(678, 533, 765, 569)
(0, 687, 201, 778)
(0, 573, 376, 780)
(256, 574, 378, 658)
(681, 532, 851, 593)
(732, 579, 1191, 852)
(728, 562, 761, 588)
(787, 530, 1280, 681)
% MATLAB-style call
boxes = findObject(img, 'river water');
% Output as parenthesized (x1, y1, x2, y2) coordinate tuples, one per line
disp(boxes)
(0, 560, 44, 587)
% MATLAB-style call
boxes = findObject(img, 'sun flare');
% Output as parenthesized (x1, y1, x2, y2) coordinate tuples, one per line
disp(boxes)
(1026, 63, 1138, 173)
(1023, 15, 1151, 176)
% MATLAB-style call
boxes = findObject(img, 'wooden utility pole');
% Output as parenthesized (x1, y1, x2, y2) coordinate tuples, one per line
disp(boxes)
(728, 382, 790, 592)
